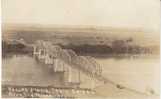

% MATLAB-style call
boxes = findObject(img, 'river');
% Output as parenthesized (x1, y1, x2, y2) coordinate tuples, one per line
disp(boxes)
(96, 55, 160, 94)
(2, 54, 160, 95)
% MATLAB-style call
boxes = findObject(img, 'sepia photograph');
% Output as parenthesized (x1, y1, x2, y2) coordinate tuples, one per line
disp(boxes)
(1, 0, 160, 98)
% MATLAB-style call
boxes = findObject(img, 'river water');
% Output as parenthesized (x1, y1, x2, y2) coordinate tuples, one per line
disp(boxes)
(96, 55, 160, 94)
(2, 54, 160, 94)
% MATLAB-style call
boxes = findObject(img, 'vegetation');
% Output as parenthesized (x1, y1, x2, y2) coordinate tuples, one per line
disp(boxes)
(2, 38, 153, 57)
(2, 40, 32, 56)
(60, 39, 152, 56)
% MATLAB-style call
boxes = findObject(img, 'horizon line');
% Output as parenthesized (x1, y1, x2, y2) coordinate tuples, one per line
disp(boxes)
(2, 23, 157, 33)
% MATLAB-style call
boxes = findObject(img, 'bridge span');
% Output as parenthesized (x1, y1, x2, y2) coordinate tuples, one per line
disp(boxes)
(32, 40, 150, 96)
(33, 40, 104, 89)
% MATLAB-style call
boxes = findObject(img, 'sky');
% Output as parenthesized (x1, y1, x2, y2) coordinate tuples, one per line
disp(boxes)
(2, 0, 160, 33)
